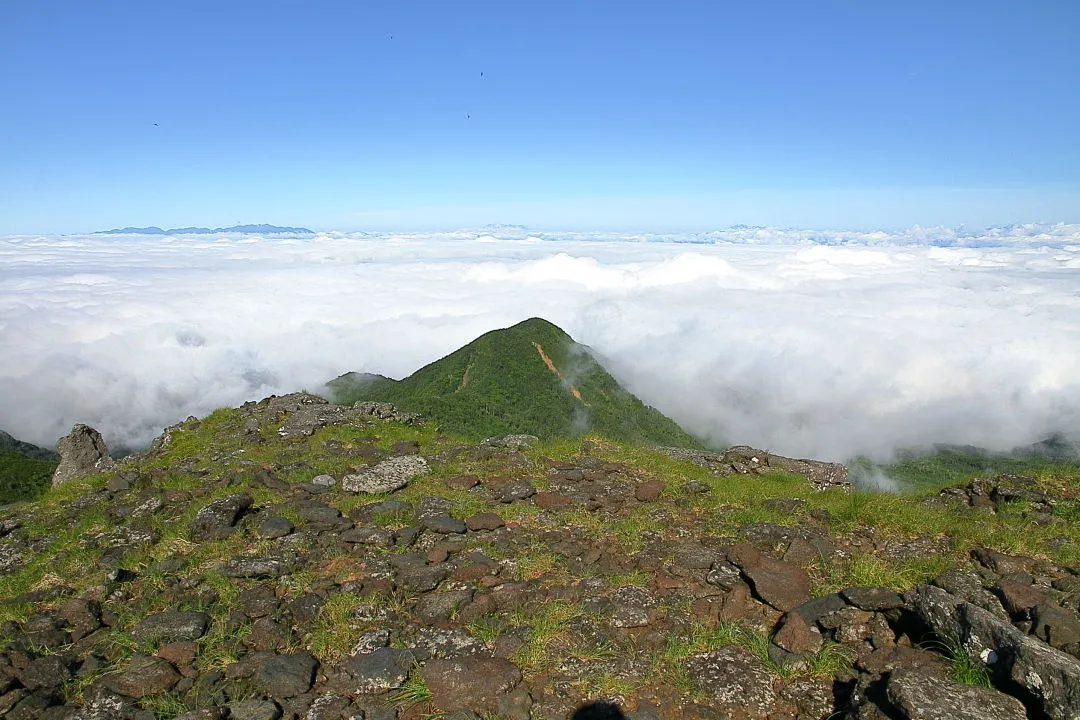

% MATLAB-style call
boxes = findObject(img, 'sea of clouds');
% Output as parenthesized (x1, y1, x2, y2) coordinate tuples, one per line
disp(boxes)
(1, 223, 1079, 463)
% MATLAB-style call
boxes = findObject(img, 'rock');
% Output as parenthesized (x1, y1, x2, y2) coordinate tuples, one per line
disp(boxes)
(413, 627, 489, 659)
(253, 652, 318, 699)
(661, 445, 850, 490)
(842, 586, 904, 611)
(446, 474, 480, 490)
(52, 424, 115, 486)
(533, 491, 573, 511)
(994, 578, 1048, 617)
(727, 543, 811, 612)
(423, 514, 467, 534)
(611, 605, 650, 628)
(130, 611, 210, 644)
(706, 560, 743, 590)
(239, 586, 281, 618)
(173, 710, 229, 720)
(1033, 603, 1080, 648)
(465, 513, 504, 531)
(972, 547, 1034, 576)
(221, 556, 292, 579)
(256, 516, 294, 539)
(311, 474, 336, 486)
(499, 480, 536, 503)
(416, 589, 475, 625)
(906, 583, 1080, 720)
(772, 612, 823, 654)
(228, 698, 283, 720)
(422, 657, 522, 716)
(344, 648, 416, 693)
(686, 645, 777, 718)
(341, 456, 429, 493)
(396, 562, 450, 593)
(101, 654, 180, 696)
(296, 504, 343, 524)
(227, 698, 283, 720)
(634, 479, 664, 502)
(189, 493, 253, 542)
(934, 568, 1009, 618)
(672, 542, 718, 571)
(341, 526, 394, 546)
(886, 668, 1026, 720)
(20, 655, 71, 690)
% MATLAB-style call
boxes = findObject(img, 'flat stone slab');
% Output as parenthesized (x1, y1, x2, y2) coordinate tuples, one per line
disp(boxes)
(341, 456, 429, 493)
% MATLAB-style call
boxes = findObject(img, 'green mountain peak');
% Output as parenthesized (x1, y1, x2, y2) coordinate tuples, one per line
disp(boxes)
(327, 317, 702, 448)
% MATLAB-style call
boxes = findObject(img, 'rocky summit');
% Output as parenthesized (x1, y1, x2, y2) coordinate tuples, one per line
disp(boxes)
(2, 392, 1080, 719)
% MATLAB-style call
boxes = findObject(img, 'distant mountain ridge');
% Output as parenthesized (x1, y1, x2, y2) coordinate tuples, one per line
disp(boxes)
(95, 224, 314, 235)
(0, 429, 58, 505)
(326, 317, 703, 448)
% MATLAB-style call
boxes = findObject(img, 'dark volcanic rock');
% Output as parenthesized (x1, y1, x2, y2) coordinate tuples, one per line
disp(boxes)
(499, 479, 537, 503)
(344, 648, 416, 693)
(254, 652, 318, 699)
(189, 493, 253, 542)
(906, 583, 1080, 720)
(256, 516, 294, 539)
(52, 424, 114, 486)
(842, 586, 904, 611)
(101, 654, 181, 696)
(422, 657, 522, 716)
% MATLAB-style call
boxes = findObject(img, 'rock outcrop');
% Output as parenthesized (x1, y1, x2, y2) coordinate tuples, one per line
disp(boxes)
(660, 444, 851, 490)
(51, 423, 114, 486)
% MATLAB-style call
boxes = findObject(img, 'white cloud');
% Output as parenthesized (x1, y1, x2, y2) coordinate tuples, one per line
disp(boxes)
(1, 224, 1078, 462)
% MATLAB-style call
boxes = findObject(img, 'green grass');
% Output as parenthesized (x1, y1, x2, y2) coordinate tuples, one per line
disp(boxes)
(509, 598, 585, 673)
(309, 592, 367, 661)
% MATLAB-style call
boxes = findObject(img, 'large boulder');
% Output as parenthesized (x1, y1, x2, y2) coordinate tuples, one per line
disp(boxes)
(886, 668, 1027, 720)
(906, 584, 1080, 720)
(52, 424, 114, 486)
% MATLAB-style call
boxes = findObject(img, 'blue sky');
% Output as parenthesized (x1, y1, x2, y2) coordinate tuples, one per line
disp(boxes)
(2, 0, 1078, 233)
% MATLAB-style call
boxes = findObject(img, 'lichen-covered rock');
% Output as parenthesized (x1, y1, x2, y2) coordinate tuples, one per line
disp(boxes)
(52, 424, 114, 487)
(886, 668, 1027, 720)
(343, 648, 416, 694)
(341, 456, 429, 493)
(686, 645, 777, 718)
(189, 493, 253, 542)
(906, 583, 1080, 720)
(130, 611, 210, 644)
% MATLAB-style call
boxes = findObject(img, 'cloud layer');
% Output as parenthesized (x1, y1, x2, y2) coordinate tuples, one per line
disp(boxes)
(1, 225, 1079, 461)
